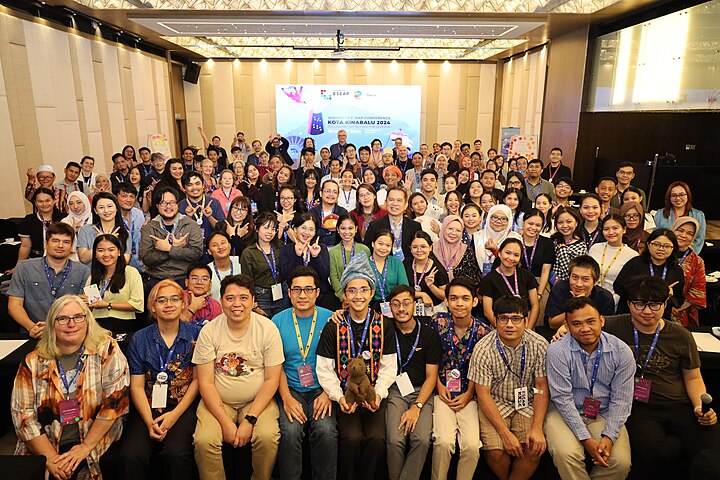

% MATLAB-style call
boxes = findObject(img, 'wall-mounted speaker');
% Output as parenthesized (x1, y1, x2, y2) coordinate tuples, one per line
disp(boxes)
(184, 63, 201, 84)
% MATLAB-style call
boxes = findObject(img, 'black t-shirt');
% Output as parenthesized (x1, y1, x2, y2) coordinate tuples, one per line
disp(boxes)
(613, 256, 685, 317)
(403, 256, 450, 306)
(541, 163, 572, 184)
(317, 312, 397, 361)
(604, 314, 700, 405)
(544, 280, 616, 323)
(394, 321, 443, 387)
(492, 236, 554, 277)
(18, 214, 60, 258)
(478, 267, 538, 300)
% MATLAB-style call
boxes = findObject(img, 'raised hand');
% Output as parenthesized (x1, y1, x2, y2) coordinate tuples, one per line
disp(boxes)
(309, 237, 321, 257)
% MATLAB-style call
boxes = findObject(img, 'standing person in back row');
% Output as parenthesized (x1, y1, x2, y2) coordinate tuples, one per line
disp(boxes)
(541, 147, 572, 185)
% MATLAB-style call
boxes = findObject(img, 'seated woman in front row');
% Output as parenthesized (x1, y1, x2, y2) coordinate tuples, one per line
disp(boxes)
(11, 295, 129, 480)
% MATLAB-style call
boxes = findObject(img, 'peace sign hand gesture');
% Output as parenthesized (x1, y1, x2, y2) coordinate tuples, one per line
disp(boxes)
(425, 267, 438, 287)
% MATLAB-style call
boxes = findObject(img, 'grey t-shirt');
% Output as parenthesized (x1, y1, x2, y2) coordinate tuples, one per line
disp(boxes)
(58, 348, 82, 446)
(7, 258, 90, 325)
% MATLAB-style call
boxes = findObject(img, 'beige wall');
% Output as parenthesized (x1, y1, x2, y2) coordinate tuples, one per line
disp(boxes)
(497, 47, 548, 151)
(0, 10, 174, 217)
(185, 60, 497, 151)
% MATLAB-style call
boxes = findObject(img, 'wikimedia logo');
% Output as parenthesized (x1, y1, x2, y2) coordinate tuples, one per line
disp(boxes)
(321, 89, 333, 101)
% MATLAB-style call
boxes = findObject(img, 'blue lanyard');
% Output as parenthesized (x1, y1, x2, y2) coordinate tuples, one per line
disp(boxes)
(140, 164, 154, 176)
(123, 216, 136, 254)
(346, 309, 372, 358)
(156, 341, 178, 375)
(57, 346, 85, 396)
(522, 237, 537, 271)
(526, 180, 541, 201)
(395, 323, 422, 372)
(261, 246, 278, 281)
(678, 249, 691, 266)
(633, 323, 662, 376)
(648, 262, 667, 280)
(213, 261, 234, 282)
(43, 258, 72, 300)
(582, 341, 603, 397)
(462, 229, 471, 245)
(342, 243, 355, 269)
(100, 278, 111, 299)
(448, 319, 478, 370)
(496, 335, 525, 380)
(342, 189, 352, 207)
(370, 256, 388, 300)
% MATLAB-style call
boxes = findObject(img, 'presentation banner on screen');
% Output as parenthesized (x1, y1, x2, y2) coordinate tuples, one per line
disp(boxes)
(275, 85, 421, 159)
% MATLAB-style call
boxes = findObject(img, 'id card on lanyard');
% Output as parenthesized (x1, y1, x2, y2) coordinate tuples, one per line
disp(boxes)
(152, 340, 178, 409)
(579, 343, 603, 419)
(57, 346, 84, 425)
(632, 323, 661, 403)
(261, 247, 283, 301)
(394, 324, 421, 396)
(293, 309, 318, 387)
(446, 320, 477, 393)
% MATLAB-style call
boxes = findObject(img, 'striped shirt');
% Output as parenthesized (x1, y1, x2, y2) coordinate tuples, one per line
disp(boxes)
(546, 332, 635, 441)
(468, 330, 548, 418)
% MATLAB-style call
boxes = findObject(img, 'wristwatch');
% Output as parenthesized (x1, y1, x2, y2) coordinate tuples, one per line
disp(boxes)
(414, 402, 423, 409)
(107, 302, 112, 310)
(245, 414, 258, 426)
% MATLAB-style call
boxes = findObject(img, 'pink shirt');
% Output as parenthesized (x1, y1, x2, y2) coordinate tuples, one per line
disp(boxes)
(211, 187, 243, 216)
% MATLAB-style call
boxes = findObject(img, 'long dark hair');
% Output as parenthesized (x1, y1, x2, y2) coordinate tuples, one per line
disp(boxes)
(354, 183, 380, 216)
(90, 234, 127, 293)
(662, 181, 693, 218)
(253, 211, 280, 247)
(505, 171, 529, 200)
(300, 169, 320, 204)
(501, 187, 524, 226)
(90, 192, 129, 248)
(551, 205, 582, 243)
(224, 196, 254, 240)
(32, 187, 64, 221)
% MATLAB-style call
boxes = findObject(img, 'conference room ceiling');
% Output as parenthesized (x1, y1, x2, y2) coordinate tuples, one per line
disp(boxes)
(53, 0, 664, 60)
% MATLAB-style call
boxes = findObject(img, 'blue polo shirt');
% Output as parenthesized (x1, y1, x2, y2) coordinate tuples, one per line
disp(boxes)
(127, 321, 201, 407)
(272, 306, 333, 392)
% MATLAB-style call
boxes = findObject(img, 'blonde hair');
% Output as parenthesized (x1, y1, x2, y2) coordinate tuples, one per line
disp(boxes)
(36, 295, 111, 359)
(147, 279, 187, 321)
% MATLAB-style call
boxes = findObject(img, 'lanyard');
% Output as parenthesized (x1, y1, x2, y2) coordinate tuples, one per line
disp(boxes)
(448, 319, 478, 370)
(123, 216, 136, 254)
(342, 243, 355, 269)
(363, 213, 375, 235)
(395, 323, 422, 372)
(390, 220, 403, 253)
(346, 309, 373, 358)
(221, 188, 233, 202)
(582, 342, 603, 397)
(413, 259, 430, 289)
(190, 197, 207, 223)
(521, 237, 537, 271)
(547, 164, 561, 183)
(370, 256, 388, 300)
(462, 229, 471, 245)
(156, 341, 178, 376)
(213, 261, 234, 282)
(496, 336, 525, 380)
(43, 258, 72, 300)
(57, 346, 85, 397)
(261, 246, 278, 281)
(140, 163, 154, 177)
(526, 180, 541, 201)
(678, 249, 691, 266)
(583, 227, 601, 250)
(599, 244, 625, 282)
(498, 268, 521, 297)
(161, 217, 181, 244)
(633, 323, 662, 377)
(342, 188, 353, 207)
(648, 262, 667, 280)
(292, 309, 318, 364)
(99, 278, 111, 299)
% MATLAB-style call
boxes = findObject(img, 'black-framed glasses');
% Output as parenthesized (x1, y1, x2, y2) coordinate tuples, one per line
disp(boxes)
(56, 313, 87, 325)
(497, 315, 525, 325)
(289, 286, 319, 295)
(629, 300, 665, 312)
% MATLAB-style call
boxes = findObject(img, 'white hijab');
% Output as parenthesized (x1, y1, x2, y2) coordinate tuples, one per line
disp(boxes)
(472, 204, 521, 265)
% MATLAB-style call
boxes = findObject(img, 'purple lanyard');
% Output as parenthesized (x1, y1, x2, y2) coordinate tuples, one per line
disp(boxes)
(496, 336, 525, 379)
(678, 249, 691, 266)
(521, 237, 537, 271)
(43, 258, 72, 300)
(342, 243, 355, 269)
(584, 228, 601, 249)
(633, 323, 661, 376)
(100, 278, 111, 299)
(648, 262, 667, 280)
(498, 268, 520, 297)
(395, 323, 422, 372)
(413, 259, 431, 288)
(56, 346, 85, 396)
(370, 256, 388, 300)
(213, 261, 234, 281)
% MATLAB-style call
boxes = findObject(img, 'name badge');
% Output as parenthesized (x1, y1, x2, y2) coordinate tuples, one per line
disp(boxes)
(581, 396, 601, 420)
(395, 372, 414, 397)
(380, 302, 393, 317)
(394, 250, 405, 261)
(482, 262, 492, 275)
(59, 398, 81, 425)
(298, 365, 316, 388)
(152, 383, 168, 409)
(514, 386, 529, 410)
(633, 377, 652, 403)
(271, 283, 283, 301)
(415, 303, 428, 317)
(447, 369, 461, 393)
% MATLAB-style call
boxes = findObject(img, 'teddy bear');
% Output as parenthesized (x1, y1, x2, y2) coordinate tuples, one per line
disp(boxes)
(344, 356, 376, 406)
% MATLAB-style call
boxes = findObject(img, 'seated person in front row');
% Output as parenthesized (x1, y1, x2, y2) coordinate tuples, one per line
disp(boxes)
(545, 255, 615, 330)
(545, 296, 635, 479)
(315, 252, 397, 480)
(469, 296, 549, 480)
(271, 266, 337, 480)
(8, 222, 90, 338)
(603, 276, 720, 478)
(192, 274, 284, 480)
(120, 280, 201, 480)
(11, 295, 129, 480)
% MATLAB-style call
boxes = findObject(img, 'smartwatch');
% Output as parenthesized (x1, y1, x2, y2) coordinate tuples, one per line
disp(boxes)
(245, 414, 258, 426)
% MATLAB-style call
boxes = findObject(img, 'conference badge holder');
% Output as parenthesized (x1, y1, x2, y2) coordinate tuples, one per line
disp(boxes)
(447, 368, 461, 393)
(580, 397, 600, 420)
(482, 263, 492, 276)
(633, 377, 652, 403)
(514, 386, 529, 410)
(59, 398, 81, 425)
(152, 371, 169, 409)
(271, 283, 283, 301)
(395, 372, 414, 397)
(298, 365, 316, 388)
(380, 302, 393, 317)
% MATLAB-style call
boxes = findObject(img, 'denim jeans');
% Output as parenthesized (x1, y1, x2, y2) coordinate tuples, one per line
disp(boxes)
(254, 284, 289, 318)
(277, 387, 338, 480)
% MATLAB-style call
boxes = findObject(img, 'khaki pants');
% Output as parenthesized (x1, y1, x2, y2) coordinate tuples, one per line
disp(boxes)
(194, 399, 280, 480)
(544, 407, 631, 480)
(431, 396, 481, 480)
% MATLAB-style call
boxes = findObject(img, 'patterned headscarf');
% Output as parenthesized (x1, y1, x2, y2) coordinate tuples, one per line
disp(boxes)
(340, 251, 376, 291)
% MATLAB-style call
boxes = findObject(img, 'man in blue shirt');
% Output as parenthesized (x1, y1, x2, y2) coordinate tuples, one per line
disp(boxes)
(545, 296, 635, 479)
(178, 172, 226, 243)
(272, 266, 337, 480)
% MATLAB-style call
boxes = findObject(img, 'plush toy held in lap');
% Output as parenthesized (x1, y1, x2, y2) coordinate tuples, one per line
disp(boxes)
(344, 357, 376, 406)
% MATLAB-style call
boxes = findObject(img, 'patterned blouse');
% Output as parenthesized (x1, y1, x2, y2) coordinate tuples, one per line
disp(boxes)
(672, 250, 706, 327)
(453, 246, 483, 285)
(551, 238, 588, 283)
(11, 337, 130, 479)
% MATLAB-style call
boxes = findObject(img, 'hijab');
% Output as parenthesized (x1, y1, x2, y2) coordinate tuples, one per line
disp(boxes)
(619, 201, 646, 249)
(63, 191, 92, 227)
(472, 204, 521, 264)
(433, 215, 467, 280)
(671, 216, 700, 252)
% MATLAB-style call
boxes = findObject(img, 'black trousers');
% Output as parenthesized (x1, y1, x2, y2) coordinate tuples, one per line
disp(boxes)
(626, 402, 720, 478)
(118, 403, 198, 480)
(336, 400, 387, 480)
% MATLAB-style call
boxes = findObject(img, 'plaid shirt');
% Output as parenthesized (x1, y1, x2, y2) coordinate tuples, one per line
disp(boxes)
(468, 330, 548, 418)
(11, 337, 130, 478)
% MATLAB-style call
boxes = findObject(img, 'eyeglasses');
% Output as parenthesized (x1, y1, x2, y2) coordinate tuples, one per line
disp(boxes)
(280, 196, 295, 201)
(496, 315, 525, 325)
(670, 193, 687, 199)
(617, 170, 634, 176)
(346, 287, 372, 296)
(189, 276, 210, 284)
(323, 189, 339, 195)
(390, 300, 415, 309)
(232, 205, 248, 212)
(56, 313, 87, 325)
(289, 286, 319, 295)
(490, 215, 509, 223)
(507, 181, 522, 187)
(629, 301, 665, 312)
(159, 201, 178, 206)
(37, 175, 54, 181)
(623, 214, 641, 221)
(648, 241, 673, 250)
(156, 295, 183, 304)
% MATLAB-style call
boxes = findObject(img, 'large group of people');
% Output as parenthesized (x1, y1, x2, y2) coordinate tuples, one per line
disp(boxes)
(8, 129, 718, 480)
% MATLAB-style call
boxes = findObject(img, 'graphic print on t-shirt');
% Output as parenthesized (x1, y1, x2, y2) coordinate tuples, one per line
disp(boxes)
(215, 352, 253, 377)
